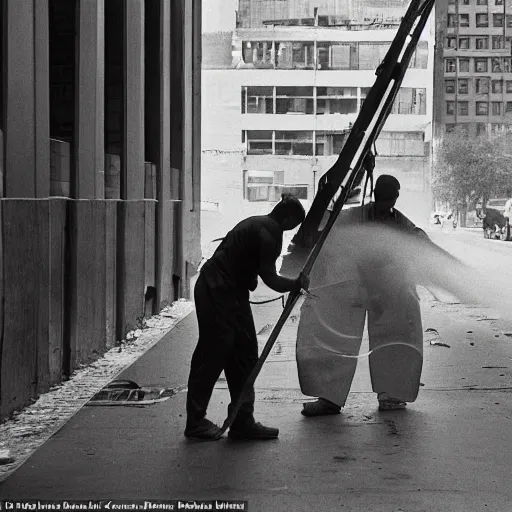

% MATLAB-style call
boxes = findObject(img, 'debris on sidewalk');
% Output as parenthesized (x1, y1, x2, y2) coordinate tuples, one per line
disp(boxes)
(425, 328, 451, 348)
(87, 379, 186, 407)
(0, 298, 194, 482)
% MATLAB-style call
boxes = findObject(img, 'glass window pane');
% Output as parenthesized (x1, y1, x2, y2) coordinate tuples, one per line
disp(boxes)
(247, 130, 272, 140)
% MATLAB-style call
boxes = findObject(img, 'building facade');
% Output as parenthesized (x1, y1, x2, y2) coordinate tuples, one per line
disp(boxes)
(436, 0, 512, 138)
(202, 0, 434, 227)
(0, 0, 201, 420)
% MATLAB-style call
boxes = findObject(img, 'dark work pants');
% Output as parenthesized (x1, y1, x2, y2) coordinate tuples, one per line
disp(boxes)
(186, 273, 258, 428)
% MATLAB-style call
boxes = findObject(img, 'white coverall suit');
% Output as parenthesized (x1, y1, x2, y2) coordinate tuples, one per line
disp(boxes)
(295, 202, 424, 407)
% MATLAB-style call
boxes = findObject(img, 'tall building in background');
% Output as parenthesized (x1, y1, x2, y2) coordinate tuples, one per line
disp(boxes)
(435, 0, 512, 138)
(202, 0, 435, 227)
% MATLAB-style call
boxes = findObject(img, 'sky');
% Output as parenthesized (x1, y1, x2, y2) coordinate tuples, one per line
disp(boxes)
(202, 0, 238, 33)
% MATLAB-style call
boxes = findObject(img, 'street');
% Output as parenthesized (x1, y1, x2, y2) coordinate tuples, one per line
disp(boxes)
(1, 226, 512, 511)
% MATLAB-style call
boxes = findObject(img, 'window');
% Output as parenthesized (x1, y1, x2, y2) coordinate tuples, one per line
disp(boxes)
(390, 88, 426, 115)
(316, 42, 358, 70)
(447, 14, 457, 27)
(408, 41, 428, 69)
(507, 102, 512, 112)
(492, 102, 502, 115)
(507, 15, 512, 27)
(358, 43, 390, 70)
(315, 132, 346, 156)
(245, 171, 286, 202)
(459, 37, 470, 49)
(316, 87, 357, 115)
(475, 58, 488, 72)
(241, 42, 274, 68)
(281, 186, 308, 200)
(275, 87, 314, 115)
(458, 101, 469, 115)
(476, 13, 489, 27)
(506, 80, 512, 93)
(477, 0, 488, 4)
(459, 58, 470, 72)
(446, 58, 456, 72)
(446, 37, 457, 49)
(492, 57, 502, 73)
(476, 102, 489, 115)
(331, 43, 355, 70)
(461, 0, 469, 4)
(492, 36, 505, 49)
(275, 131, 313, 156)
(242, 86, 274, 114)
(276, 42, 315, 70)
(492, 80, 503, 93)
(496, 0, 504, 4)
(445, 79, 456, 94)
(459, 78, 469, 94)
(476, 37, 489, 49)
(446, 101, 455, 115)
(476, 77, 489, 94)
(460, 14, 470, 26)
(246, 131, 273, 155)
(493, 13, 504, 27)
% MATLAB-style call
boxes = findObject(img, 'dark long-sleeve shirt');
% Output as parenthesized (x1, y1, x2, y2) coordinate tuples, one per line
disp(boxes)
(200, 215, 283, 293)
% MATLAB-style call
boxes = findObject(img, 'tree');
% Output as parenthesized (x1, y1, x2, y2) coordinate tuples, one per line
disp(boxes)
(432, 127, 512, 226)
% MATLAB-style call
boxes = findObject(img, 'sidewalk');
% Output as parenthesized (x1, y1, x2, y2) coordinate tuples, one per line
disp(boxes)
(1, 280, 512, 510)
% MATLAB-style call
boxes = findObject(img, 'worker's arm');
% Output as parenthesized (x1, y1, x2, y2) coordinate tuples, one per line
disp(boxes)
(259, 266, 300, 294)
(258, 230, 309, 293)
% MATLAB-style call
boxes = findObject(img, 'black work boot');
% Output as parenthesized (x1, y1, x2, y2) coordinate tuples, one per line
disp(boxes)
(228, 421, 279, 440)
(184, 418, 223, 441)
(228, 410, 279, 440)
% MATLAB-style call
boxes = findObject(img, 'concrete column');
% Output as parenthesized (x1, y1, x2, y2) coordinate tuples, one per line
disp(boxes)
(180, 0, 202, 295)
(34, 0, 51, 198)
(146, 0, 174, 307)
(3, 0, 50, 198)
(75, 0, 105, 199)
(123, 0, 145, 199)
(183, 0, 194, 212)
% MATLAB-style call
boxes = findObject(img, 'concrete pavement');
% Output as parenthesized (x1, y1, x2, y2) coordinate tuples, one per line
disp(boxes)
(1, 232, 512, 511)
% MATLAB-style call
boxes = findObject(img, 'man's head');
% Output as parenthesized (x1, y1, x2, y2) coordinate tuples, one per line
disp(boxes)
(374, 174, 401, 211)
(269, 193, 306, 230)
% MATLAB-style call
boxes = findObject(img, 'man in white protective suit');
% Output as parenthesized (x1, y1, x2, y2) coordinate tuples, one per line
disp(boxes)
(297, 174, 429, 416)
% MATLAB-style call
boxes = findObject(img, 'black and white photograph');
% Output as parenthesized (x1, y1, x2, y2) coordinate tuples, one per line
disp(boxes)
(1, 0, 512, 510)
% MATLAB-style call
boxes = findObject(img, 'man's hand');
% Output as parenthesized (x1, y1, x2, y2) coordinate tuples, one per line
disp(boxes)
(294, 272, 310, 292)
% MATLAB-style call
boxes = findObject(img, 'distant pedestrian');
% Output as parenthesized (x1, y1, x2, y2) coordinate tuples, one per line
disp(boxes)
(504, 190, 512, 241)
(185, 194, 309, 440)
